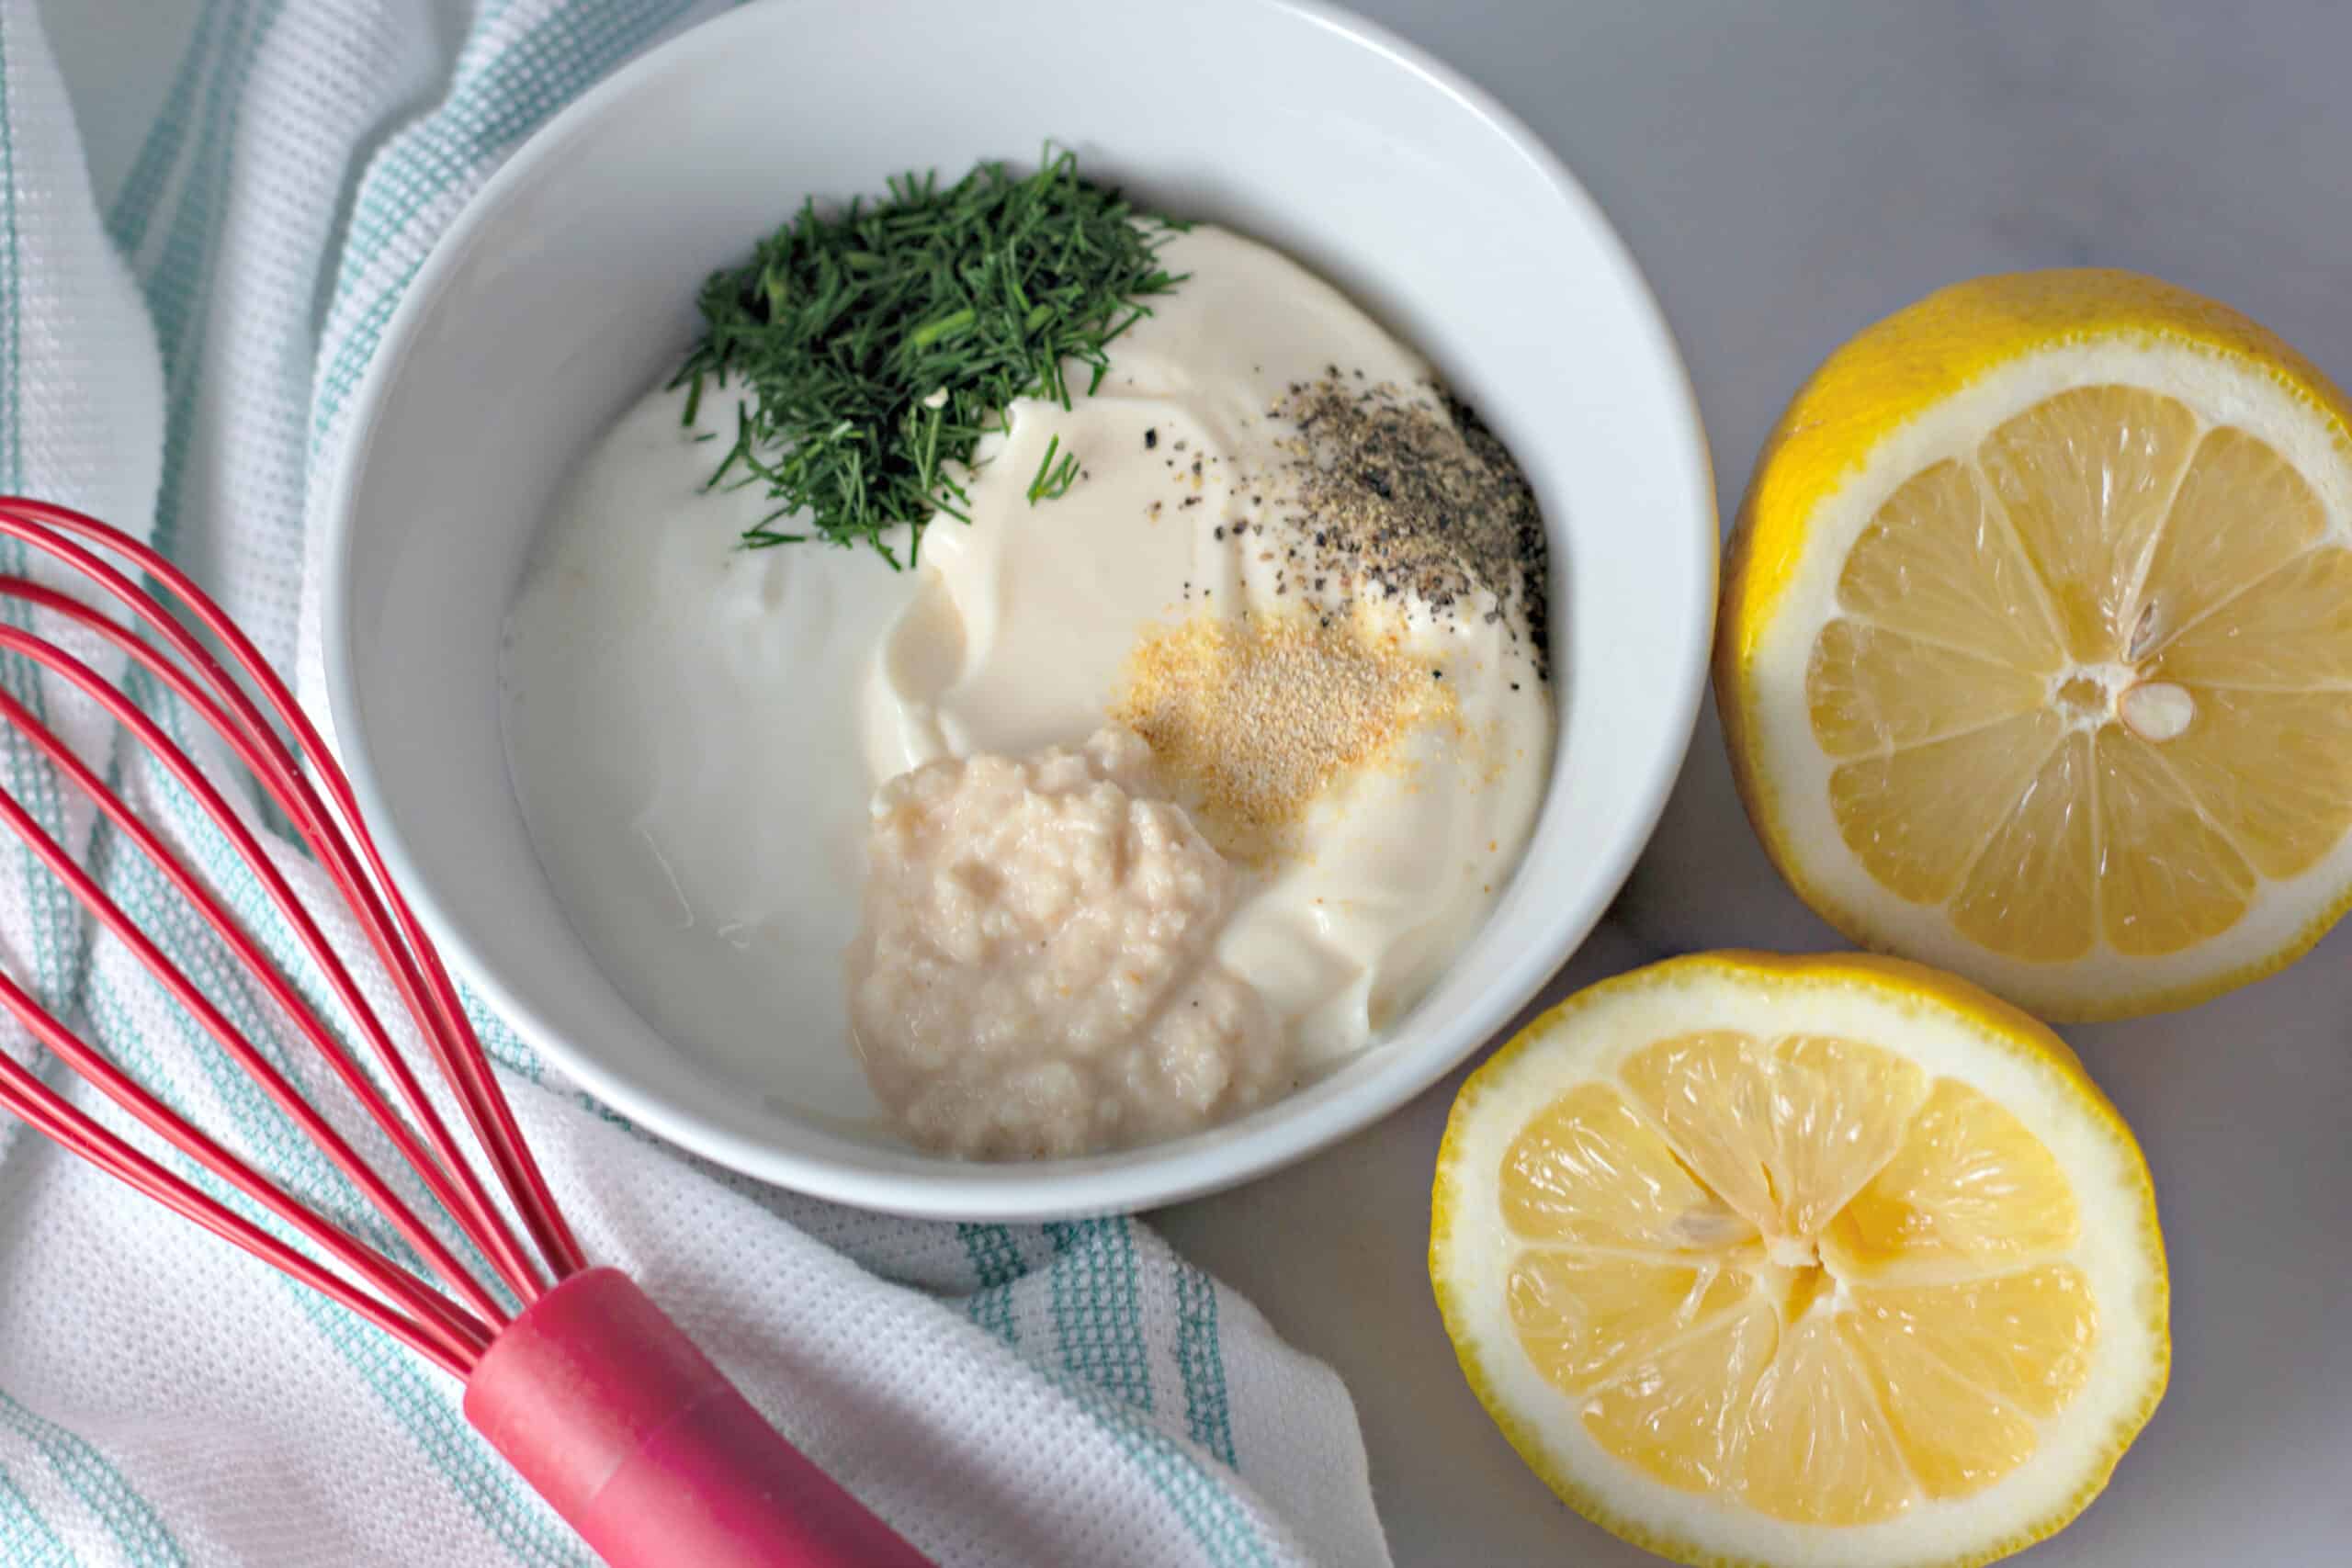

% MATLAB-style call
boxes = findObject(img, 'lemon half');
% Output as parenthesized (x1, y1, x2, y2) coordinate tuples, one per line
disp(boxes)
(1719, 271, 2352, 1019)
(1431, 952, 2167, 1568)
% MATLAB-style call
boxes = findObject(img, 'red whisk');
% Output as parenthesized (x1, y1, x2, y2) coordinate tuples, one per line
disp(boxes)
(0, 497, 931, 1568)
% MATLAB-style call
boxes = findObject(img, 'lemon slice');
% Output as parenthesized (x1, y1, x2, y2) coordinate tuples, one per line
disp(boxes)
(1719, 270, 2352, 1019)
(1431, 952, 2166, 1568)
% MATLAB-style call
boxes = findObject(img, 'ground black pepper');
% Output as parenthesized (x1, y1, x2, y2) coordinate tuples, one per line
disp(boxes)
(1261, 376, 1550, 679)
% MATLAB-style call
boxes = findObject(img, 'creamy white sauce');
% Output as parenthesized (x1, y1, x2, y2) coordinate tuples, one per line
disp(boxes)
(501, 389, 912, 1118)
(502, 225, 1555, 1136)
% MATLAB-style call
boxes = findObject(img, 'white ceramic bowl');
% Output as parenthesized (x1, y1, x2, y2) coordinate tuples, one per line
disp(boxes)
(323, 0, 1714, 1220)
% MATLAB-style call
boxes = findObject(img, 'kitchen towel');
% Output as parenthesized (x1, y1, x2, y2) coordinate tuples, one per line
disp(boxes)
(0, 2, 1394, 1563)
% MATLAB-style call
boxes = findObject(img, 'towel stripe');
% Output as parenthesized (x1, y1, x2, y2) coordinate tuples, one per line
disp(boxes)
(102, 0, 232, 257)
(309, 0, 703, 455)
(1174, 1261, 1239, 1467)
(138, 0, 268, 363)
(1040, 1220, 1274, 1568)
(0, 1391, 183, 1568)
(1046, 1218, 1155, 1415)
(956, 1223, 1025, 1347)
(0, 1456, 74, 1567)
(145, 0, 288, 559)
(0, 0, 73, 1018)
(466, 998, 543, 1081)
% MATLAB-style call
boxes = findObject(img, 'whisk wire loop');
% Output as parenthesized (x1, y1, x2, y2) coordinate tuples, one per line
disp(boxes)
(0, 1038, 479, 1378)
(0, 653, 509, 1334)
(0, 595, 530, 1310)
(15, 503, 582, 1272)
(0, 498, 582, 1373)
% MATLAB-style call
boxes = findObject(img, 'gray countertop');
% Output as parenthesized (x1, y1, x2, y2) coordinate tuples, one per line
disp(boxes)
(1163, 3, 2352, 1564)
(42, 2, 2352, 1563)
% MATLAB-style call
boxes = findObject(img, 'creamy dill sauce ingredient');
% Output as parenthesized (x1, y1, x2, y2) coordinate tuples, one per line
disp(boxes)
(1114, 611, 1453, 862)
(674, 151, 1186, 564)
(1271, 376, 1550, 677)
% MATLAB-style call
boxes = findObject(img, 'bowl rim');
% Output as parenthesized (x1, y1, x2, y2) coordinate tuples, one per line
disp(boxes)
(321, 0, 1718, 1220)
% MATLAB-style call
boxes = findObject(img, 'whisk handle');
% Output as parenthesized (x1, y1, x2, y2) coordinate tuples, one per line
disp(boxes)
(464, 1268, 931, 1567)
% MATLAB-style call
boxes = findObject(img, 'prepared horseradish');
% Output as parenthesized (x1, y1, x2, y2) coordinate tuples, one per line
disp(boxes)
(850, 728, 1281, 1159)
(502, 158, 1554, 1158)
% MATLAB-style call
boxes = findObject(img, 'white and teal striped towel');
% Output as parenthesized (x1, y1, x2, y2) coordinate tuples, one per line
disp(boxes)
(0, 3, 1392, 1563)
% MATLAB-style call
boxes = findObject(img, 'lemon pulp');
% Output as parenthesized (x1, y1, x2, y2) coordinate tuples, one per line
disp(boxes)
(1502, 1029, 2094, 1527)
(1811, 383, 2352, 964)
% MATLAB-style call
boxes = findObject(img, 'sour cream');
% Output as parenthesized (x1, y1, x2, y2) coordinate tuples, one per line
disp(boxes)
(502, 225, 1554, 1134)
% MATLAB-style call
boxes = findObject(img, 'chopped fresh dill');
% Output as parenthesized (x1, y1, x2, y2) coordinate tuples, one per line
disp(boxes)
(672, 148, 1188, 565)
(1026, 434, 1080, 502)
